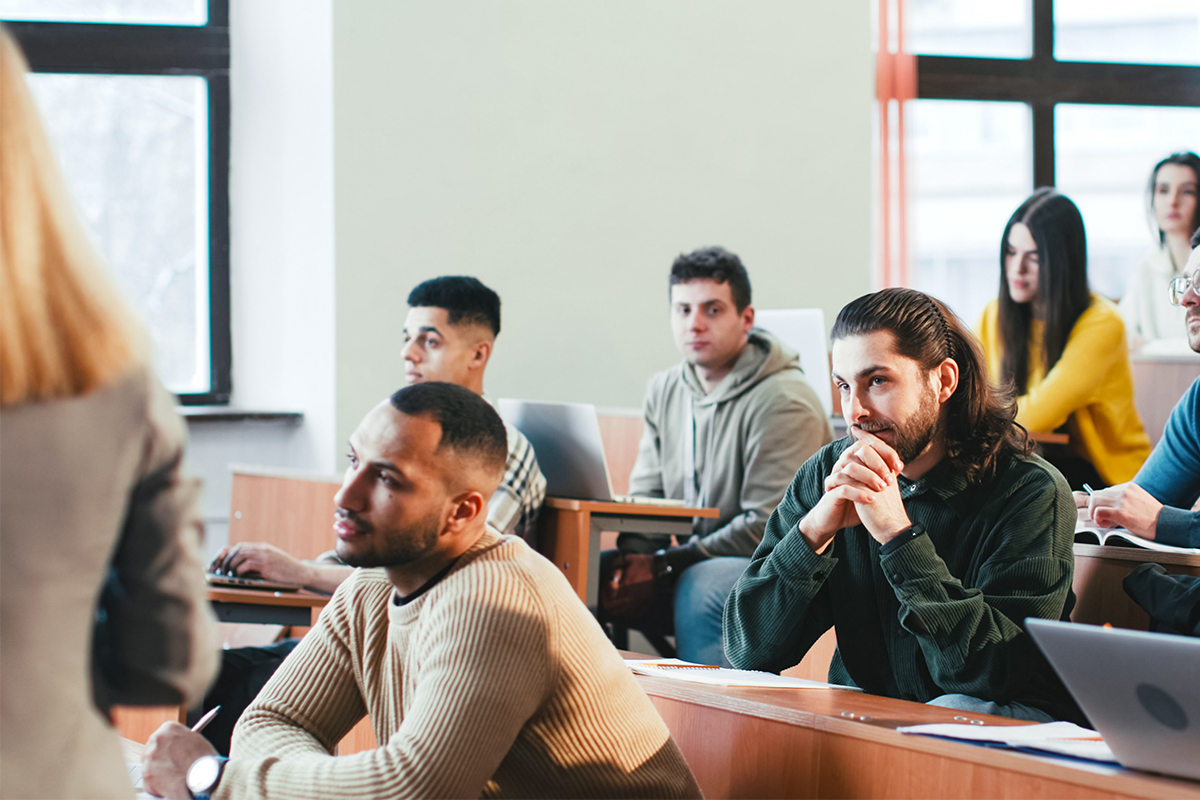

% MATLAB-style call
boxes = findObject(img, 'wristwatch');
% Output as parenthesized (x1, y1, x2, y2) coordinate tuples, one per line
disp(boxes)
(186, 754, 228, 800)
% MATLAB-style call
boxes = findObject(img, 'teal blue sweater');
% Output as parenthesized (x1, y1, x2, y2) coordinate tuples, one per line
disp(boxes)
(723, 440, 1084, 723)
(1135, 377, 1200, 548)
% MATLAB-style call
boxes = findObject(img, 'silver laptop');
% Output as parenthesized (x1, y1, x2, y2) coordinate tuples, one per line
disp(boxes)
(497, 398, 682, 505)
(1027, 618, 1200, 781)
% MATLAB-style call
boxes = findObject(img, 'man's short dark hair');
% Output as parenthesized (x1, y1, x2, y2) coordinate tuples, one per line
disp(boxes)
(669, 246, 752, 312)
(407, 276, 501, 336)
(389, 382, 508, 478)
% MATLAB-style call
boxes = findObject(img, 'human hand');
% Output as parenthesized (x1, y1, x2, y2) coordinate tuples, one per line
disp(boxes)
(601, 553, 655, 617)
(1084, 482, 1163, 541)
(799, 436, 904, 551)
(839, 431, 911, 544)
(209, 542, 310, 584)
(142, 722, 219, 800)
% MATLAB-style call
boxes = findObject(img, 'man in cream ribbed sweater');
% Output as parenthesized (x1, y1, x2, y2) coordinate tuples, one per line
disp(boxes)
(143, 383, 701, 800)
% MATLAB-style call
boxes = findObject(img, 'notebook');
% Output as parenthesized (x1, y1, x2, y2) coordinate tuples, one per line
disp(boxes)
(1026, 618, 1200, 781)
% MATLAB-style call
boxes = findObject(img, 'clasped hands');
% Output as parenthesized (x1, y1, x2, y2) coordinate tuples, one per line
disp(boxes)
(799, 431, 912, 552)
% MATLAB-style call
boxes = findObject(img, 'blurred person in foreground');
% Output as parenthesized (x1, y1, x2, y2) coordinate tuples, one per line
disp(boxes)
(0, 27, 218, 799)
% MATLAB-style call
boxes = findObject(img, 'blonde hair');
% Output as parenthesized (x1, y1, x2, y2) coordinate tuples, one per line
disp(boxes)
(0, 27, 143, 407)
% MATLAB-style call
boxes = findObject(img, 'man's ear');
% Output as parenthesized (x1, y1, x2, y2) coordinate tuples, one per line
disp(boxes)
(936, 358, 959, 403)
(469, 339, 493, 372)
(741, 305, 755, 335)
(445, 490, 487, 533)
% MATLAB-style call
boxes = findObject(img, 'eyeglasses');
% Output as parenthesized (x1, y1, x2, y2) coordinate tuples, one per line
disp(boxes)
(1168, 272, 1200, 306)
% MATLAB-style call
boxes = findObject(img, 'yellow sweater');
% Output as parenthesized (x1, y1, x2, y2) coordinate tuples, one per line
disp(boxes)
(219, 530, 701, 800)
(977, 294, 1151, 485)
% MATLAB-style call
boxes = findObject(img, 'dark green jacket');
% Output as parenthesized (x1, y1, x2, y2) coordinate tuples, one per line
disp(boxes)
(724, 439, 1084, 723)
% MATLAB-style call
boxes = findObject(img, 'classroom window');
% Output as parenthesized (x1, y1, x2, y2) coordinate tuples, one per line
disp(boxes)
(2, 3, 230, 403)
(879, 0, 1200, 324)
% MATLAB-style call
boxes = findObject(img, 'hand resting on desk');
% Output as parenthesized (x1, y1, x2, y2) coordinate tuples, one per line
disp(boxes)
(1073, 483, 1163, 541)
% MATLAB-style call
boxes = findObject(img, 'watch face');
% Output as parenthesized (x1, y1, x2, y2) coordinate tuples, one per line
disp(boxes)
(187, 755, 221, 794)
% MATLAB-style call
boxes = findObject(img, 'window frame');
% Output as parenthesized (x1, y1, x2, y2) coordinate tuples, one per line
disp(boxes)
(915, 0, 1200, 189)
(5, 5, 232, 405)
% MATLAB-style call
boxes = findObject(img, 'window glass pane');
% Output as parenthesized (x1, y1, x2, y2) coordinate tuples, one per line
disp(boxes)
(908, 0, 1031, 59)
(909, 100, 1033, 326)
(1055, 104, 1200, 301)
(27, 74, 211, 394)
(1054, 0, 1200, 66)
(0, 0, 205, 26)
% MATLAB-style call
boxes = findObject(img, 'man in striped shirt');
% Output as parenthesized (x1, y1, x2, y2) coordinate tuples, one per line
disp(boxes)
(144, 383, 700, 800)
(198, 277, 546, 755)
(724, 288, 1083, 724)
(210, 276, 545, 590)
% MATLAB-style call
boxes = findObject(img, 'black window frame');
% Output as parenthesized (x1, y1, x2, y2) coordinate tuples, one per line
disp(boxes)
(915, 0, 1200, 190)
(5, 4, 232, 405)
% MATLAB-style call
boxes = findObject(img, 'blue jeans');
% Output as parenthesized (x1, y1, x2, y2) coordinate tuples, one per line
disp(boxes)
(928, 693, 1056, 722)
(674, 557, 751, 665)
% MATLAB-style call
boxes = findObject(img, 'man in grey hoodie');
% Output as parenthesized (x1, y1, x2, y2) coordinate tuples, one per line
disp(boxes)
(600, 246, 832, 664)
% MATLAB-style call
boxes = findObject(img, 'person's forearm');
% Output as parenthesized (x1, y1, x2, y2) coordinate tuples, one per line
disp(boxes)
(299, 562, 353, 594)
(882, 533, 1070, 697)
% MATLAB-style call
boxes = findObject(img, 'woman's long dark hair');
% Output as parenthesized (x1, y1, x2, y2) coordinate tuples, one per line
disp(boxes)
(831, 288, 1032, 486)
(997, 188, 1090, 395)
(1147, 151, 1200, 246)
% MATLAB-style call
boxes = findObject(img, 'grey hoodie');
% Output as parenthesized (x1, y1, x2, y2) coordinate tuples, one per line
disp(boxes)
(628, 329, 832, 569)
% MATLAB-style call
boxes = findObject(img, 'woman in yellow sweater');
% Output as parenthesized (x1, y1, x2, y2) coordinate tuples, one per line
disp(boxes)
(977, 188, 1151, 489)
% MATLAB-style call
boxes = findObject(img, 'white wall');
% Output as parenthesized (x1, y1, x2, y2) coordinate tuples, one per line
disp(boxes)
(333, 1, 874, 453)
(185, 0, 337, 559)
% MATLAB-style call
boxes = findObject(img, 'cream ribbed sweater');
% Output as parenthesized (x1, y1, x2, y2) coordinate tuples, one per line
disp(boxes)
(220, 530, 701, 799)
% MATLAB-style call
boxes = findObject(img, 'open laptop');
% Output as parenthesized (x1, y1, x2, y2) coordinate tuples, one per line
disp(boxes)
(497, 398, 683, 505)
(1026, 618, 1200, 781)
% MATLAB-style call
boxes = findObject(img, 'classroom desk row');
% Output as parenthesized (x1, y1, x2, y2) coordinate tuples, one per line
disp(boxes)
(632, 666, 1200, 800)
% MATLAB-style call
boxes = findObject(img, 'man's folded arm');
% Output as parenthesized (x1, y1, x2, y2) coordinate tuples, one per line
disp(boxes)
(221, 582, 553, 800)
(723, 470, 836, 673)
(882, 470, 1075, 700)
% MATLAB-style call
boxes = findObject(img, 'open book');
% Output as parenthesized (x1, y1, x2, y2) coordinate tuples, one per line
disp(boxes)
(1075, 519, 1199, 554)
(624, 658, 861, 690)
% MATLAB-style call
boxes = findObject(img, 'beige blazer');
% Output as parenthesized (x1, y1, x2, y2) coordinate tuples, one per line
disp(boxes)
(1, 365, 219, 799)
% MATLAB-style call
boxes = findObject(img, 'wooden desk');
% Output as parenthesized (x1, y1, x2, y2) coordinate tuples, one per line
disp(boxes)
(635, 672, 1200, 799)
(207, 586, 330, 627)
(538, 498, 719, 606)
(1071, 543, 1200, 630)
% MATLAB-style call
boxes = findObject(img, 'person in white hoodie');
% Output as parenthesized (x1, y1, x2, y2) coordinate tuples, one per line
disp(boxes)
(600, 246, 832, 664)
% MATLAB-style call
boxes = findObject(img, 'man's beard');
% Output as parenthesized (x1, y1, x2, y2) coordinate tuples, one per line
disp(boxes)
(1188, 309, 1200, 353)
(336, 508, 442, 569)
(856, 391, 940, 465)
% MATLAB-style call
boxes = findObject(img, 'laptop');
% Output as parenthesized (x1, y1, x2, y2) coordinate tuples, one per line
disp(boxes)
(497, 398, 683, 505)
(1026, 618, 1200, 781)
(206, 573, 302, 592)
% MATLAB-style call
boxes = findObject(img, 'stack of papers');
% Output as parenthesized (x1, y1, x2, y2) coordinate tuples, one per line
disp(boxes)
(897, 721, 1117, 764)
(624, 658, 861, 690)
